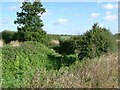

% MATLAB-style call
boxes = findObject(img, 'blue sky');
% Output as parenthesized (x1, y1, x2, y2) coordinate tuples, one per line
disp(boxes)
(0, 1, 118, 35)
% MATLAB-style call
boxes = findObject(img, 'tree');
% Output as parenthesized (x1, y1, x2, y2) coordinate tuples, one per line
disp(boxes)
(78, 23, 116, 60)
(14, 0, 46, 43)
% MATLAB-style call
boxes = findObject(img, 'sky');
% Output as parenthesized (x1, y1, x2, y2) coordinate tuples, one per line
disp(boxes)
(0, 1, 118, 35)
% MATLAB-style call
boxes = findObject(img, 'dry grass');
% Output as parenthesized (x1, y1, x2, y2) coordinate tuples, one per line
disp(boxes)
(50, 40, 60, 45)
(28, 52, 118, 88)
(0, 40, 20, 47)
(10, 40, 20, 47)
(0, 40, 3, 47)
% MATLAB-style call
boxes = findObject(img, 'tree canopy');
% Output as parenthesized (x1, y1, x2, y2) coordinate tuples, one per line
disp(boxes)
(14, 0, 47, 43)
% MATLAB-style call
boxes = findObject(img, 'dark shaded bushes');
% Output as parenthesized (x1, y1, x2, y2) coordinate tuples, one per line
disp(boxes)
(59, 40, 75, 55)
(1, 30, 18, 43)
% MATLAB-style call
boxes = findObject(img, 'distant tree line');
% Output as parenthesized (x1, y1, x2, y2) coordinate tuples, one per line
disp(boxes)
(114, 33, 120, 39)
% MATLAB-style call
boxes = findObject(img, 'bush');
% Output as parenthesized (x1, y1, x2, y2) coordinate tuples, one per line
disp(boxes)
(59, 39, 75, 55)
(2, 41, 59, 88)
(78, 23, 117, 60)
(1, 30, 18, 43)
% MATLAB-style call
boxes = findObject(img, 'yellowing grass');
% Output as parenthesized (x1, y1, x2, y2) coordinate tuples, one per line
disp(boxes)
(29, 52, 118, 88)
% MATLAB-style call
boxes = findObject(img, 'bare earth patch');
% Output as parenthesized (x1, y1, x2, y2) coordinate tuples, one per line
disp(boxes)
(50, 40, 60, 45)
(0, 40, 3, 47)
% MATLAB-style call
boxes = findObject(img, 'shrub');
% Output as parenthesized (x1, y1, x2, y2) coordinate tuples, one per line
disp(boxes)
(2, 41, 59, 88)
(1, 30, 18, 43)
(59, 39, 75, 55)
(78, 23, 117, 60)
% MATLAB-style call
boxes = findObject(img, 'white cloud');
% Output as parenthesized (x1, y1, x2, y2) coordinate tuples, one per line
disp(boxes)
(20, 2, 23, 8)
(38, 9, 52, 17)
(54, 18, 68, 25)
(8, 6, 17, 11)
(42, 9, 49, 17)
(0, 17, 10, 25)
(64, 7, 69, 11)
(90, 12, 100, 18)
(99, 23, 104, 28)
(97, 0, 103, 4)
(102, 3, 118, 9)
(103, 15, 117, 21)
(103, 11, 117, 21)
(106, 11, 111, 15)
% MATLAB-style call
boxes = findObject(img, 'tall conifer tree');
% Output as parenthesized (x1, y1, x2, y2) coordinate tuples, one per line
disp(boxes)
(14, 0, 46, 42)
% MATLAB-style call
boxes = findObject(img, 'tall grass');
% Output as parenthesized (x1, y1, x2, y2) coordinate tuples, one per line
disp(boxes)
(28, 52, 118, 88)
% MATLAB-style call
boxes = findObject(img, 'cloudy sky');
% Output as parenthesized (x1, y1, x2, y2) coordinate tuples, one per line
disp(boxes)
(0, 1, 118, 35)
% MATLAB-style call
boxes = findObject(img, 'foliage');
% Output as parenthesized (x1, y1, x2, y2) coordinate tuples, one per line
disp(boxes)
(53, 35, 83, 55)
(78, 23, 117, 60)
(48, 34, 62, 41)
(1, 30, 18, 43)
(2, 41, 60, 87)
(28, 53, 118, 88)
(2, 41, 118, 88)
(0, 32, 2, 39)
(48, 34, 72, 53)
(114, 33, 120, 40)
(1, 22, 118, 88)
(59, 39, 75, 55)
(14, 0, 47, 43)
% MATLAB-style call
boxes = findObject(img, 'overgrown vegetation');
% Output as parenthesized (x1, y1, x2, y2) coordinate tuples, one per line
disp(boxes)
(2, 42, 118, 88)
(114, 33, 120, 40)
(1, 30, 18, 43)
(2, 41, 57, 87)
(28, 52, 118, 88)
(53, 23, 117, 60)
(78, 23, 117, 60)
(1, 0, 118, 88)
(1, 29, 118, 88)
(2, 41, 77, 87)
